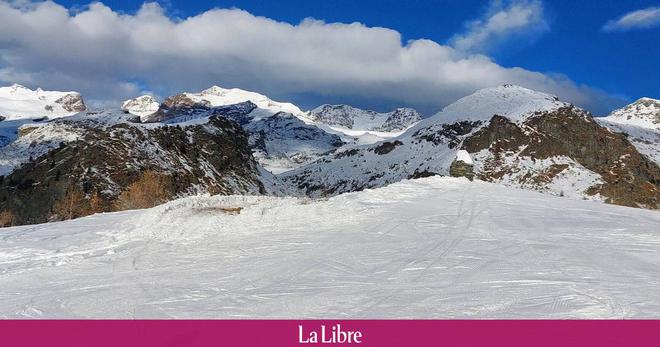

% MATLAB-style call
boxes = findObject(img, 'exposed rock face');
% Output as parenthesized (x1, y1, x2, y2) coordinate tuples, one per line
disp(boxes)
(308, 104, 367, 128)
(449, 161, 474, 180)
(449, 150, 474, 180)
(0, 115, 284, 226)
(54, 93, 86, 112)
(142, 98, 343, 172)
(464, 108, 660, 208)
(146, 98, 257, 124)
(375, 108, 423, 132)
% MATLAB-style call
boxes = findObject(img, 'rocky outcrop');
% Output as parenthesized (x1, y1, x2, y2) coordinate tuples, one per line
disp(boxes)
(0, 115, 283, 226)
(375, 108, 422, 132)
(449, 150, 474, 180)
(145, 98, 257, 124)
(463, 107, 660, 208)
(54, 93, 86, 112)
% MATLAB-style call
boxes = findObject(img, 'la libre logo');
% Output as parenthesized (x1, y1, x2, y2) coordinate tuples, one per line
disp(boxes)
(298, 324, 362, 344)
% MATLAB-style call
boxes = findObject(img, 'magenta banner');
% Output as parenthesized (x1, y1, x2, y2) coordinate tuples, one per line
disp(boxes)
(1, 320, 659, 347)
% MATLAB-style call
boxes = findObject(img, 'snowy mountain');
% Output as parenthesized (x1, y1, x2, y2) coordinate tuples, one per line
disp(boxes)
(143, 86, 344, 172)
(145, 85, 304, 123)
(602, 97, 660, 130)
(2, 176, 660, 318)
(307, 104, 422, 132)
(0, 84, 86, 146)
(0, 84, 86, 121)
(597, 98, 660, 166)
(283, 85, 660, 209)
(0, 109, 289, 226)
(245, 113, 344, 174)
(121, 95, 159, 120)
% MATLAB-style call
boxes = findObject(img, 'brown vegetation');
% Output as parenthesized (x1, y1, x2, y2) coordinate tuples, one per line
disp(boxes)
(115, 170, 171, 211)
(194, 206, 243, 215)
(0, 209, 16, 227)
(51, 185, 92, 221)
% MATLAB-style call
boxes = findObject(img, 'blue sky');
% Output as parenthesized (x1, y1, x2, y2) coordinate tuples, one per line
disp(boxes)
(1, 0, 659, 115)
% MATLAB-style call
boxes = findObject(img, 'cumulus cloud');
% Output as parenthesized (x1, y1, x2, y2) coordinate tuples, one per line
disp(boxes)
(0, 1, 622, 115)
(603, 6, 660, 31)
(450, 0, 549, 54)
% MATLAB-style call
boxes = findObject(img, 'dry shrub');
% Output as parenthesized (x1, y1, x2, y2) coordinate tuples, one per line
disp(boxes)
(115, 170, 171, 211)
(194, 206, 243, 215)
(0, 209, 16, 227)
(52, 185, 90, 221)
(89, 192, 104, 212)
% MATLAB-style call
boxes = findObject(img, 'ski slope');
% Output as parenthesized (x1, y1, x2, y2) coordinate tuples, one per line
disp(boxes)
(1, 177, 660, 318)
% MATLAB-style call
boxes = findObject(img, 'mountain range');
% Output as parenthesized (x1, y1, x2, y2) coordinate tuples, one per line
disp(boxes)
(0, 83, 658, 226)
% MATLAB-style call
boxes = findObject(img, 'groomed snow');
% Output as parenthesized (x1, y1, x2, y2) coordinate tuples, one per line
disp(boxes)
(1, 177, 659, 318)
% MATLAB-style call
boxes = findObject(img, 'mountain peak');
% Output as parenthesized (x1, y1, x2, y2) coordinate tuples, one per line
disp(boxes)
(308, 104, 421, 132)
(427, 85, 566, 125)
(189, 85, 304, 118)
(8, 83, 30, 91)
(0, 84, 86, 121)
(634, 97, 660, 105)
(603, 97, 659, 130)
(121, 95, 160, 120)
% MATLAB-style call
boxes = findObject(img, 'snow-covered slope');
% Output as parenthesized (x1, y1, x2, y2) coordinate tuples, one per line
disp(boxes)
(0, 84, 85, 121)
(283, 85, 660, 208)
(306, 105, 422, 144)
(2, 177, 660, 318)
(121, 95, 159, 120)
(602, 97, 660, 130)
(282, 85, 570, 196)
(426, 84, 565, 125)
(598, 119, 660, 165)
(308, 105, 421, 131)
(245, 113, 343, 174)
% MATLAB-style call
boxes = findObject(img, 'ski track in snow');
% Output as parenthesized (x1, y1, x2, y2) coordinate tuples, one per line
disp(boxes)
(1, 177, 660, 318)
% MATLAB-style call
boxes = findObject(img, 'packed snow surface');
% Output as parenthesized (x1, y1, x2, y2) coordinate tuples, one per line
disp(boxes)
(1, 177, 660, 319)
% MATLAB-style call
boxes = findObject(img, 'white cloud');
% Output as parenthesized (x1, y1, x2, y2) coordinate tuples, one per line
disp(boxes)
(450, 0, 549, 54)
(0, 1, 621, 115)
(603, 6, 660, 31)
